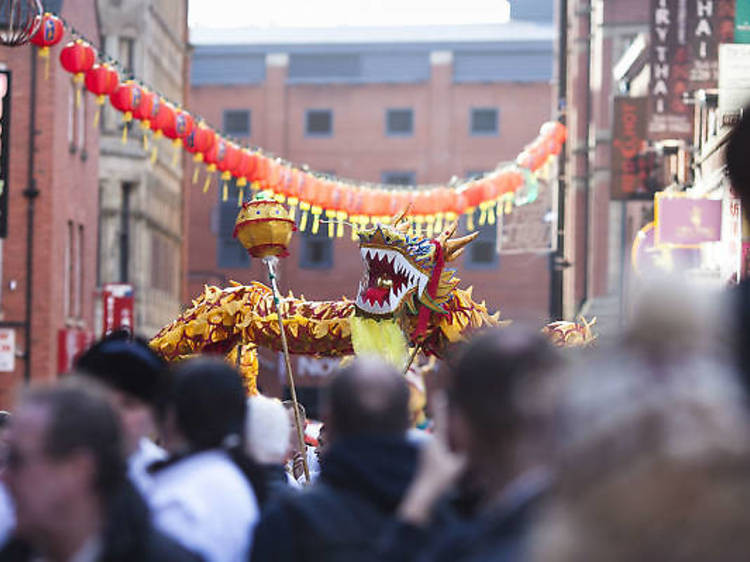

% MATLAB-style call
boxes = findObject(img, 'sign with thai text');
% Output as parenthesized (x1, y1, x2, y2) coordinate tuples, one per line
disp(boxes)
(612, 97, 649, 200)
(687, 0, 735, 88)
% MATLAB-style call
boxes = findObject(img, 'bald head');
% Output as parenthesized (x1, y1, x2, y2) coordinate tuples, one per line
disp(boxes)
(327, 357, 410, 439)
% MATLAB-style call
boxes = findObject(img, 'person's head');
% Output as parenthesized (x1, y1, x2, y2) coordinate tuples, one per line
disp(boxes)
(161, 357, 247, 455)
(325, 356, 410, 441)
(75, 331, 168, 454)
(246, 395, 290, 465)
(726, 107, 750, 218)
(447, 327, 559, 478)
(3, 380, 125, 542)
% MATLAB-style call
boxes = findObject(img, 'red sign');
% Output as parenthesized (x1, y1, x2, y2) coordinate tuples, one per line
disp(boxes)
(102, 283, 134, 337)
(688, 0, 735, 89)
(649, 0, 692, 140)
(57, 329, 94, 374)
(655, 194, 722, 246)
(612, 97, 649, 200)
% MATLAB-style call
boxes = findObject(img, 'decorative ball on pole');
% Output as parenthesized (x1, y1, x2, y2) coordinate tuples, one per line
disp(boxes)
(233, 193, 311, 482)
(0, 0, 42, 47)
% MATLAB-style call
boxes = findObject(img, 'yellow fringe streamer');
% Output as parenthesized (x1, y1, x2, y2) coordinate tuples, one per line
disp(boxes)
(350, 314, 408, 368)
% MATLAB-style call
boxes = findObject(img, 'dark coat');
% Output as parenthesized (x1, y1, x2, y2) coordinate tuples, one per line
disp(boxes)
(377, 468, 550, 562)
(251, 434, 418, 562)
(0, 481, 204, 562)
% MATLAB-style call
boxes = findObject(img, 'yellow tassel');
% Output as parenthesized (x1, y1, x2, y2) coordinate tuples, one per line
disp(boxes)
(150, 146, 157, 164)
(142, 133, 148, 152)
(479, 204, 487, 226)
(434, 213, 444, 235)
(505, 197, 513, 215)
(350, 218, 359, 241)
(76, 85, 81, 108)
(466, 210, 475, 231)
(203, 174, 212, 193)
(288, 197, 298, 222)
(192, 167, 199, 184)
(222, 181, 228, 201)
(312, 213, 321, 234)
(425, 217, 435, 239)
(299, 210, 309, 232)
(93, 107, 101, 128)
(121, 124, 128, 144)
(237, 185, 244, 206)
(40, 47, 50, 80)
(172, 139, 182, 167)
(337, 211, 347, 238)
(488, 202, 497, 225)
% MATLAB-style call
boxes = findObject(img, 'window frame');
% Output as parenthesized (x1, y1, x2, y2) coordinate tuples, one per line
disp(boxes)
(305, 109, 334, 138)
(381, 171, 417, 186)
(299, 227, 334, 270)
(216, 180, 252, 269)
(470, 107, 500, 137)
(222, 109, 252, 137)
(463, 217, 499, 269)
(385, 108, 414, 137)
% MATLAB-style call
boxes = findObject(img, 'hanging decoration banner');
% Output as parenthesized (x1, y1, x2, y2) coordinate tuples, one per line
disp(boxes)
(649, 0, 692, 140)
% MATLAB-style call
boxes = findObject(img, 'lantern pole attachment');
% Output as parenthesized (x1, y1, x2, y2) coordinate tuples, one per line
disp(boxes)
(263, 255, 310, 483)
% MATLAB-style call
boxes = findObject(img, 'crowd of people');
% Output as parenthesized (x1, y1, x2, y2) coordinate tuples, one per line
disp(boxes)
(2, 111, 750, 562)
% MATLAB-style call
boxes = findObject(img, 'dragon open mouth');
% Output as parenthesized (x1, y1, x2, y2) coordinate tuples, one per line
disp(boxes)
(356, 247, 428, 315)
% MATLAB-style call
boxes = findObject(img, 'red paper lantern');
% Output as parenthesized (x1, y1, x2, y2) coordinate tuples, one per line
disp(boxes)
(109, 80, 142, 121)
(59, 39, 96, 82)
(30, 12, 63, 56)
(132, 88, 155, 124)
(84, 63, 118, 105)
(149, 98, 175, 137)
(185, 122, 216, 156)
(163, 107, 194, 142)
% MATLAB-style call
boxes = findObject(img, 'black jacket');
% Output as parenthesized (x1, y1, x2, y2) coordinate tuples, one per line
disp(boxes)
(0, 481, 203, 562)
(251, 434, 418, 562)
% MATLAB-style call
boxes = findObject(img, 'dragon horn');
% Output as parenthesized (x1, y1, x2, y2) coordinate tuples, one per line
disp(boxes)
(445, 232, 479, 261)
(436, 220, 458, 246)
(392, 205, 412, 229)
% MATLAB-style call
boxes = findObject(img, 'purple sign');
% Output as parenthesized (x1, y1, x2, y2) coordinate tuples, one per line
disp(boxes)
(655, 194, 722, 246)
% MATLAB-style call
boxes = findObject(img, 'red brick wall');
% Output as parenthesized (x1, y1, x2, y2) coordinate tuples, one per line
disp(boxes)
(0, 2, 100, 408)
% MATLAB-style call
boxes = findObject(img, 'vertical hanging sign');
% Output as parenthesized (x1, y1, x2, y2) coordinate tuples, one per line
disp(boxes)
(687, 0, 736, 89)
(649, 0, 692, 140)
(611, 97, 649, 200)
(0, 69, 11, 238)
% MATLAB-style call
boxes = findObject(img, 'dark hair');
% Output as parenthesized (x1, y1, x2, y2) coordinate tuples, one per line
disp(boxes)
(0, 410, 10, 429)
(726, 107, 750, 212)
(75, 330, 168, 407)
(449, 327, 558, 445)
(154, 357, 266, 504)
(25, 381, 126, 498)
(328, 357, 410, 437)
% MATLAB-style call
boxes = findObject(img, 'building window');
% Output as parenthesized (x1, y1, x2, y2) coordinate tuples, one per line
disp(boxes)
(151, 233, 176, 294)
(77, 93, 86, 154)
(76, 224, 84, 319)
(67, 82, 75, 148)
(465, 221, 498, 269)
(381, 171, 416, 186)
(119, 37, 135, 76)
(470, 108, 499, 136)
(64, 220, 73, 319)
(217, 180, 251, 268)
(299, 227, 333, 269)
(386, 108, 413, 136)
(466, 170, 488, 180)
(223, 109, 251, 137)
(120, 183, 133, 283)
(305, 109, 333, 137)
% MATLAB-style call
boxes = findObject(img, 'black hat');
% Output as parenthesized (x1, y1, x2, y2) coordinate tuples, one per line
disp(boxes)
(75, 330, 168, 406)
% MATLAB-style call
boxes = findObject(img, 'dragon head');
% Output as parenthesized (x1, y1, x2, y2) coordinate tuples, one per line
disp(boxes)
(355, 210, 477, 318)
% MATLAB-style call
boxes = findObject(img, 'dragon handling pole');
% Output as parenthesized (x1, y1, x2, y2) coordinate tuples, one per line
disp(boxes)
(264, 256, 310, 483)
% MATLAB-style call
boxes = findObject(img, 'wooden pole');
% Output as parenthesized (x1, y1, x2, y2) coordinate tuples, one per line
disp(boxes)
(402, 345, 421, 376)
(264, 257, 310, 483)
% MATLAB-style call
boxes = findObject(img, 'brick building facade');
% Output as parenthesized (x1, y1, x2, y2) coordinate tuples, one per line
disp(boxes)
(0, 0, 100, 407)
(187, 7, 556, 405)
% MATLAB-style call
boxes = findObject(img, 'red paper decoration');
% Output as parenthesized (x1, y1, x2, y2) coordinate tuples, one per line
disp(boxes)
(30, 12, 63, 57)
(59, 39, 95, 81)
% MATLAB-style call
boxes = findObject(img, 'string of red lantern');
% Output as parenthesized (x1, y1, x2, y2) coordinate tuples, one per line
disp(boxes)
(40, 12, 566, 235)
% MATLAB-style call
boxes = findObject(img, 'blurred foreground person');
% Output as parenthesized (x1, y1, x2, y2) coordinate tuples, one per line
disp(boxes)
(149, 358, 262, 562)
(380, 327, 560, 562)
(75, 331, 168, 494)
(246, 395, 294, 501)
(252, 357, 417, 562)
(0, 381, 201, 562)
(725, 108, 750, 395)
(529, 283, 750, 562)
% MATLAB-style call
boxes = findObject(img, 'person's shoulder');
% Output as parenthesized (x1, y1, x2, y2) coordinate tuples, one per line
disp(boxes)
(143, 528, 206, 562)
